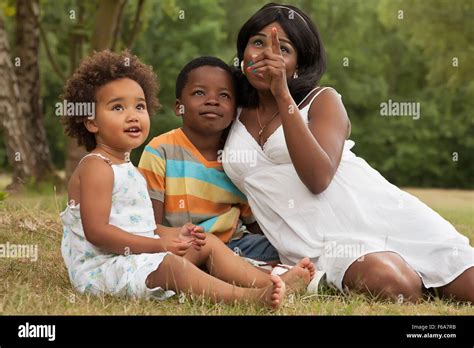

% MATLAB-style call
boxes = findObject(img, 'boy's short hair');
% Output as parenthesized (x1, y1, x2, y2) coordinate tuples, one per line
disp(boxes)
(175, 56, 235, 99)
(61, 50, 160, 152)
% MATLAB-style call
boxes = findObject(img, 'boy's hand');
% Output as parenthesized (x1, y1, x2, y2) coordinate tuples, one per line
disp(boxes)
(180, 223, 206, 251)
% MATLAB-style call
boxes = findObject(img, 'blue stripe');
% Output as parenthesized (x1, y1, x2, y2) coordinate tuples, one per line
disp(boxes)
(144, 146, 164, 159)
(198, 216, 218, 232)
(166, 159, 246, 199)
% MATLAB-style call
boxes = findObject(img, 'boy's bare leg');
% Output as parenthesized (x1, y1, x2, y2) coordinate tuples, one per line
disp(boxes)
(184, 234, 313, 291)
(146, 253, 286, 309)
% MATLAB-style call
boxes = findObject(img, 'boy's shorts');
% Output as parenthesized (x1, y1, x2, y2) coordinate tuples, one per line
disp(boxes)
(227, 233, 280, 263)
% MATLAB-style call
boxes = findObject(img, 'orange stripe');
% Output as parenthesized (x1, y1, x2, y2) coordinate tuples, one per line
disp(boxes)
(140, 167, 165, 192)
(149, 130, 204, 161)
(173, 130, 207, 160)
(149, 130, 223, 169)
(164, 194, 234, 215)
(240, 203, 253, 218)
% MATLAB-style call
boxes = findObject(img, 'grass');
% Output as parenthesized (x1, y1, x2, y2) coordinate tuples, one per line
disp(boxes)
(0, 182, 473, 315)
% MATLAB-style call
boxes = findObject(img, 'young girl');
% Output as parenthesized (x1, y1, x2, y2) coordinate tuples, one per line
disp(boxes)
(222, 3, 474, 303)
(60, 50, 313, 309)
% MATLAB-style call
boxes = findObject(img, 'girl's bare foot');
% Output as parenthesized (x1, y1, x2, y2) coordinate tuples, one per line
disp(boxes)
(259, 275, 286, 310)
(280, 257, 315, 293)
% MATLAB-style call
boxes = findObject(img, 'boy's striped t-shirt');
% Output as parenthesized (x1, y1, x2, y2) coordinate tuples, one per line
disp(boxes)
(138, 128, 255, 243)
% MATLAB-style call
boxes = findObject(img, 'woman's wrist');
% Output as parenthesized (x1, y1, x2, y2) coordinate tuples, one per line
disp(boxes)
(273, 85, 291, 100)
(276, 92, 295, 113)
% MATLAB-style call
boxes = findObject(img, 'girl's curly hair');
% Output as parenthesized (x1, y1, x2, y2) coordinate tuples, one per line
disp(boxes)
(61, 50, 160, 151)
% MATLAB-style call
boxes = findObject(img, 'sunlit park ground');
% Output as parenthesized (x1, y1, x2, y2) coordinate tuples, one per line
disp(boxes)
(0, 172, 473, 315)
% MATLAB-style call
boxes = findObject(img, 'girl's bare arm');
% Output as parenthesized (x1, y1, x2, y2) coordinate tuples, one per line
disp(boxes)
(79, 157, 187, 254)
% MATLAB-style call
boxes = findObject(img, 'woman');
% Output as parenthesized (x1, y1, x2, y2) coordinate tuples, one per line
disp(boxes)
(222, 3, 474, 302)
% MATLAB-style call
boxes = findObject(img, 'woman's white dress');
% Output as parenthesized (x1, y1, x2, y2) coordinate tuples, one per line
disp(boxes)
(222, 87, 474, 290)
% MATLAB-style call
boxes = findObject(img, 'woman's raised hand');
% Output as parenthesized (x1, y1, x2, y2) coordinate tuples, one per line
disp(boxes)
(248, 27, 290, 98)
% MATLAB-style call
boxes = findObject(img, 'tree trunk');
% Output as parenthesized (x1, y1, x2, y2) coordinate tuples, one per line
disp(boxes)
(15, 0, 57, 183)
(64, 0, 127, 183)
(0, 15, 36, 190)
(91, 0, 126, 51)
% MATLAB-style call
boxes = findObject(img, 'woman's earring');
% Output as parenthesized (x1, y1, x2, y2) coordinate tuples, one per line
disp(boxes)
(240, 60, 245, 75)
(293, 71, 299, 79)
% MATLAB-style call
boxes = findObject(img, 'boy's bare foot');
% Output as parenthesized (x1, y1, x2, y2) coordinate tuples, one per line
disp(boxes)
(300, 257, 316, 279)
(260, 275, 286, 310)
(280, 258, 315, 293)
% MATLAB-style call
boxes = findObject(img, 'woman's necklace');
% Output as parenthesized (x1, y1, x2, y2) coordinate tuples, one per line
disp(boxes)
(256, 107, 279, 146)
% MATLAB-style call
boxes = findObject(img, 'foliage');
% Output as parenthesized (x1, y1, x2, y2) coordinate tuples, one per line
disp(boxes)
(1, 0, 472, 188)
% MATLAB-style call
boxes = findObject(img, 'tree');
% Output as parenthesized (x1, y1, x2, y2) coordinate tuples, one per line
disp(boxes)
(0, 0, 57, 190)
(0, 13, 31, 189)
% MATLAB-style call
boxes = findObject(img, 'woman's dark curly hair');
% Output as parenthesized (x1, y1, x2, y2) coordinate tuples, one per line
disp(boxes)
(235, 3, 326, 107)
(61, 50, 160, 151)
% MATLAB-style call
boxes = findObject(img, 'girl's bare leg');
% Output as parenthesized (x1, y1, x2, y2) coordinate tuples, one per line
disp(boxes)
(146, 253, 286, 309)
(184, 233, 312, 291)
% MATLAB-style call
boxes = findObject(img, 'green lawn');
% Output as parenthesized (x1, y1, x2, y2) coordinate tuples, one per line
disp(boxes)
(0, 186, 473, 315)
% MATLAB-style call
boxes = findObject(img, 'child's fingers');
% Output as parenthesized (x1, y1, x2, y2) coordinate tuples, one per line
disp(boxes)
(183, 240, 193, 248)
(183, 222, 195, 233)
(191, 231, 206, 240)
(174, 238, 193, 249)
(192, 226, 205, 233)
(192, 238, 206, 247)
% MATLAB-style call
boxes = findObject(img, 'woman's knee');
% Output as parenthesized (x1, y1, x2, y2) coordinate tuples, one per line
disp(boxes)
(373, 262, 422, 301)
(344, 253, 423, 302)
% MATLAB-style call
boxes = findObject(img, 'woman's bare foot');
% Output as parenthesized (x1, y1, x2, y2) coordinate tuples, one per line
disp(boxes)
(280, 258, 315, 293)
(257, 275, 286, 310)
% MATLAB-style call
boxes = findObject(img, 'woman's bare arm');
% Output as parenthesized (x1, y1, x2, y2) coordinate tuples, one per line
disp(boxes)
(278, 89, 349, 194)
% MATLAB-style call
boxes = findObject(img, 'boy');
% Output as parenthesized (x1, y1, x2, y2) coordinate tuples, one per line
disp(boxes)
(139, 56, 280, 265)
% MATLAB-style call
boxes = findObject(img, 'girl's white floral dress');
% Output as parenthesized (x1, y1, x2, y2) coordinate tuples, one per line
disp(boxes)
(61, 153, 174, 299)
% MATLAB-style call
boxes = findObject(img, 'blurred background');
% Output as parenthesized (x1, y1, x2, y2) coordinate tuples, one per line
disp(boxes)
(0, 0, 473, 192)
